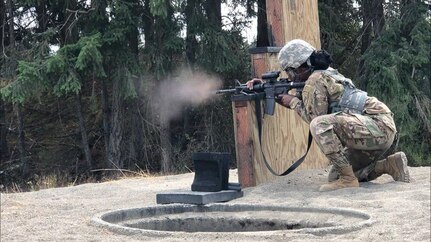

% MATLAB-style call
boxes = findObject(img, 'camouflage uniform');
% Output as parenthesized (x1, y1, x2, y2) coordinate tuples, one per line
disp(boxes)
(289, 68, 397, 181)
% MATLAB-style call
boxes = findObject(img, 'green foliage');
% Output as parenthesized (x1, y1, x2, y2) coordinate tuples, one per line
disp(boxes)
(46, 52, 67, 74)
(198, 29, 250, 78)
(149, 0, 169, 17)
(113, 67, 138, 100)
(318, 0, 361, 77)
(52, 72, 82, 96)
(1, 32, 106, 101)
(0, 25, 55, 103)
(142, 7, 184, 79)
(361, 1, 431, 166)
(75, 34, 106, 77)
(45, 33, 106, 96)
(99, 0, 143, 103)
(1, 61, 47, 103)
(142, 33, 184, 79)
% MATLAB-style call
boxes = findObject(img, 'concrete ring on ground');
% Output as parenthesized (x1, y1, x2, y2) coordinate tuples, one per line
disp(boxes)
(91, 204, 374, 238)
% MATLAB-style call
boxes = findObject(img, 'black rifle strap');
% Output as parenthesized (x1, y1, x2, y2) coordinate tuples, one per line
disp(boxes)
(255, 96, 313, 176)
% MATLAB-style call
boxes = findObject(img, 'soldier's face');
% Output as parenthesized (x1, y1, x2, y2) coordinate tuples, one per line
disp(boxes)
(286, 66, 311, 82)
(286, 68, 296, 80)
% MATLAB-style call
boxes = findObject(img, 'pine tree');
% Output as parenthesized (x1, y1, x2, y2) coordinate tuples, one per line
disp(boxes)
(318, 0, 361, 78)
(361, 1, 430, 165)
(0, 0, 254, 188)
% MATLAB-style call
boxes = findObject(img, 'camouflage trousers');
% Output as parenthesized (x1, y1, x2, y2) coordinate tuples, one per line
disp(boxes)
(309, 112, 396, 181)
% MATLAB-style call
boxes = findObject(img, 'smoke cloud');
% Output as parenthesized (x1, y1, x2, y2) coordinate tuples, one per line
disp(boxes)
(152, 68, 223, 124)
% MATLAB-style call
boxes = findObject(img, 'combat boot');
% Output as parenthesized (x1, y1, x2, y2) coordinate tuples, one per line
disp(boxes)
(375, 152, 410, 182)
(319, 165, 359, 192)
(327, 165, 339, 182)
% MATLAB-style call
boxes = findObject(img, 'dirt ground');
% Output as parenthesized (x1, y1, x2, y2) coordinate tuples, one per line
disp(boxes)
(1, 166, 430, 241)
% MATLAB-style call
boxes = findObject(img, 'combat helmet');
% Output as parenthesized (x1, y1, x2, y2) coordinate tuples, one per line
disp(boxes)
(278, 39, 316, 70)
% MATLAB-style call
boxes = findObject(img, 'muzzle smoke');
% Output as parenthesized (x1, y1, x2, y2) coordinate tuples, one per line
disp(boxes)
(152, 69, 222, 123)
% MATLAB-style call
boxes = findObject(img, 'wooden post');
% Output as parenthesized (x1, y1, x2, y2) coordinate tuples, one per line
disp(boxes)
(233, 0, 329, 187)
(266, 0, 321, 48)
(233, 100, 256, 187)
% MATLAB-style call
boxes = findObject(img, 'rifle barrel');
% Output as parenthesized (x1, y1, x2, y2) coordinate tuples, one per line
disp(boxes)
(215, 88, 237, 94)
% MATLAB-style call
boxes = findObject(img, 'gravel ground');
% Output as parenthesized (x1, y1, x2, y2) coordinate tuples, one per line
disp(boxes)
(1, 166, 430, 242)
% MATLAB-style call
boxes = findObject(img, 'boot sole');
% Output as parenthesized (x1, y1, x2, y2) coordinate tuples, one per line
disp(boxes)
(390, 152, 410, 183)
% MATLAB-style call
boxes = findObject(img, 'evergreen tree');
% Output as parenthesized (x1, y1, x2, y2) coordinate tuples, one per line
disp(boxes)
(0, 0, 261, 189)
(318, 0, 361, 78)
(361, 0, 430, 165)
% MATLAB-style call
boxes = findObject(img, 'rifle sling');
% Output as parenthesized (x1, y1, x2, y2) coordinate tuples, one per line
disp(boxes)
(255, 97, 313, 176)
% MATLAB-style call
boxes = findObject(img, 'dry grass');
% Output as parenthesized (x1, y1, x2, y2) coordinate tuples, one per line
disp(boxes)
(0, 167, 163, 193)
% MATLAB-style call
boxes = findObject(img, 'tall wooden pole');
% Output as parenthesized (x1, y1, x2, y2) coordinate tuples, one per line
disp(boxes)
(233, 0, 329, 187)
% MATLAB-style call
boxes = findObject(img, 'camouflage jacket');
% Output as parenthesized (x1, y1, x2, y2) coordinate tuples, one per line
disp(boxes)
(289, 68, 397, 132)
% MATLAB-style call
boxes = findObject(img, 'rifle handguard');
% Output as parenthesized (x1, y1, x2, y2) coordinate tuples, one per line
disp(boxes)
(215, 71, 306, 115)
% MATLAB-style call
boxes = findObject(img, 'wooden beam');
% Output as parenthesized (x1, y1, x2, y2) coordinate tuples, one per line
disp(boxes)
(282, 0, 321, 48)
(233, 100, 256, 187)
(266, 0, 284, 46)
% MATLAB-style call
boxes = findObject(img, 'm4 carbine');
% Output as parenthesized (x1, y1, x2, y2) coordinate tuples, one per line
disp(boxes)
(216, 71, 305, 115)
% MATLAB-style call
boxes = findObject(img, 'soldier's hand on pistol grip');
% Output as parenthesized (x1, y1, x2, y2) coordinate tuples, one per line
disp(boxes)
(246, 78, 264, 90)
(276, 94, 296, 108)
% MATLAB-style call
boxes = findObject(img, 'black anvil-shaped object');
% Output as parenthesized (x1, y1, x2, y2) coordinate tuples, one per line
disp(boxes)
(191, 152, 240, 192)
